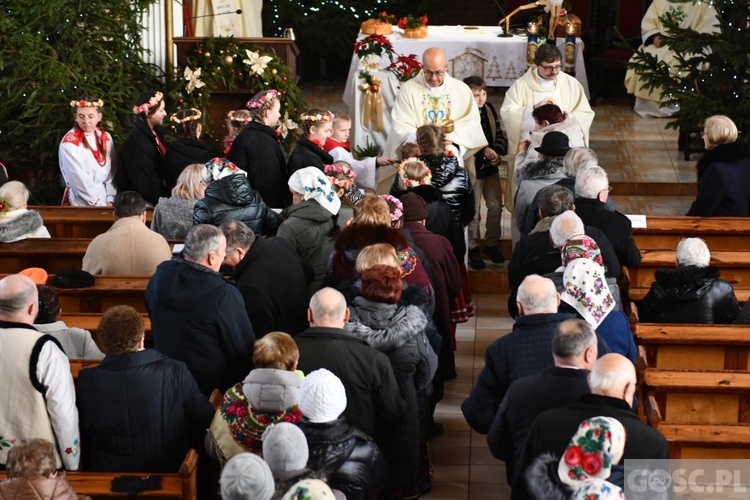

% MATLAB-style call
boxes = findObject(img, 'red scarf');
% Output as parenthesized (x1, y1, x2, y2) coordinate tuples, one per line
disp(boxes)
(323, 137, 351, 153)
(310, 137, 327, 149)
(153, 131, 167, 157)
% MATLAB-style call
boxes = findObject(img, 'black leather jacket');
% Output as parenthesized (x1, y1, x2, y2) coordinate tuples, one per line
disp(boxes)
(638, 265, 741, 324)
(193, 174, 280, 235)
(299, 417, 386, 500)
(419, 154, 475, 227)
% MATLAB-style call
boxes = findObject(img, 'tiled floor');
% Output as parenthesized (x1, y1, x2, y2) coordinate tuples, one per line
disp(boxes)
(297, 79, 702, 498)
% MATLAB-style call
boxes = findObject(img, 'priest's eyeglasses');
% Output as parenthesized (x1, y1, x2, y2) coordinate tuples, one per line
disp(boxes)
(539, 63, 562, 73)
(424, 69, 446, 78)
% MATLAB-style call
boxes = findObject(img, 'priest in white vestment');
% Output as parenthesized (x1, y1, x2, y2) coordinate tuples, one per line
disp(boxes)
(387, 48, 487, 182)
(500, 44, 593, 209)
(624, 0, 719, 118)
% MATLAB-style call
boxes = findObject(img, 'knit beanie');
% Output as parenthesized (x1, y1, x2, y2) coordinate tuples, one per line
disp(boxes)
(283, 479, 337, 500)
(400, 192, 428, 222)
(298, 369, 347, 423)
(219, 453, 275, 500)
(262, 422, 309, 473)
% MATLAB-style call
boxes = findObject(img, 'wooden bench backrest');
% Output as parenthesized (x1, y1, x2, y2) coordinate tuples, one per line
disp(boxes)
(635, 323, 750, 371)
(628, 249, 750, 289)
(61, 313, 152, 337)
(32, 206, 153, 238)
(633, 216, 750, 251)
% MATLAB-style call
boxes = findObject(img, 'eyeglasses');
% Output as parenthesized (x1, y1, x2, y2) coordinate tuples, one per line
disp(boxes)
(599, 186, 613, 194)
(423, 69, 446, 78)
(539, 63, 562, 72)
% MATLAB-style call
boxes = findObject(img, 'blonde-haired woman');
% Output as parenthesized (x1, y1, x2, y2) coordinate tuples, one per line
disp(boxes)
(151, 164, 206, 240)
(0, 181, 51, 242)
(687, 115, 750, 216)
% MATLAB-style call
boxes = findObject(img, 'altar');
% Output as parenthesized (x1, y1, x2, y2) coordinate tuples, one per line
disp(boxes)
(343, 25, 588, 153)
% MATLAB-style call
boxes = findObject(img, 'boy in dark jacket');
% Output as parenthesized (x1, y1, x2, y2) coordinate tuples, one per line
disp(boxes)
(464, 76, 506, 269)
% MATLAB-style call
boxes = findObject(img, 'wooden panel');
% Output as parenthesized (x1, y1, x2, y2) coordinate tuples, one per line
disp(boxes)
(636, 324, 750, 345)
(658, 424, 750, 445)
(645, 371, 750, 391)
(664, 393, 740, 424)
(633, 216, 750, 252)
(630, 287, 750, 302)
(656, 346, 725, 370)
(675, 447, 750, 460)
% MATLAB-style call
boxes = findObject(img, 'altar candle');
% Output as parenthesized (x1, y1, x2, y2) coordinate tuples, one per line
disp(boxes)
(564, 22, 576, 74)
(527, 22, 539, 68)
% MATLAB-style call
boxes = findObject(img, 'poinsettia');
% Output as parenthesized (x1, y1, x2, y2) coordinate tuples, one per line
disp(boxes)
(183, 66, 205, 94)
(354, 35, 394, 59)
(276, 111, 298, 139)
(243, 49, 273, 76)
(387, 54, 422, 82)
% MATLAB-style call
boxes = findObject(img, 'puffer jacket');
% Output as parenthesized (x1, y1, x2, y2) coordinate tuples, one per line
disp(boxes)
(638, 265, 741, 324)
(0, 476, 82, 500)
(277, 199, 337, 292)
(419, 153, 475, 227)
(299, 416, 386, 500)
(193, 174, 280, 235)
(345, 298, 429, 492)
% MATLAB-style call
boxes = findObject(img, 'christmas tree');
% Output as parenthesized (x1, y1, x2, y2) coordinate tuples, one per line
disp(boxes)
(0, 0, 160, 198)
(628, 0, 750, 144)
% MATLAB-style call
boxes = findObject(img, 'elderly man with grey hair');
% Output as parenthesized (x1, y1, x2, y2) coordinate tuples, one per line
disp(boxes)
(0, 274, 80, 471)
(508, 195, 620, 317)
(639, 237, 740, 323)
(462, 275, 576, 434)
(515, 353, 669, 494)
(574, 166, 642, 267)
(295, 287, 403, 444)
(220, 219, 310, 337)
(487, 319, 597, 482)
(521, 147, 618, 235)
(146, 224, 256, 396)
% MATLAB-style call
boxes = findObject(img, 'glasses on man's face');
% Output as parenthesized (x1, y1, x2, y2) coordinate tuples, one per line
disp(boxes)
(600, 186, 613, 195)
(424, 69, 446, 79)
(539, 63, 562, 73)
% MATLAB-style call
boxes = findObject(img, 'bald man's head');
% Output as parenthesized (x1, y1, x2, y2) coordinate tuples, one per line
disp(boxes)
(422, 48, 448, 87)
(516, 274, 559, 316)
(588, 353, 637, 407)
(0, 274, 39, 324)
(308, 287, 349, 328)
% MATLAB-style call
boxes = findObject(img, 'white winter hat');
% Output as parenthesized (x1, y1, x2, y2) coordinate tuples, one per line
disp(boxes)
(298, 368, 347, 423)
(262, 422, 309, 473)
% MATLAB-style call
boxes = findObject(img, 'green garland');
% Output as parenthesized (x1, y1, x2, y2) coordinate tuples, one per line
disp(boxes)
(168, 37, 306, 150)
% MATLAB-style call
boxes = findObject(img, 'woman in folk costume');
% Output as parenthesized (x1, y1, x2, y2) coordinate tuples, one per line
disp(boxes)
(117, 90, 169, 206)
(226, 90, 289, 209)
(625, 0, 719, 117)
(286, 108, 335, 176)
(59, 96, 116, 206)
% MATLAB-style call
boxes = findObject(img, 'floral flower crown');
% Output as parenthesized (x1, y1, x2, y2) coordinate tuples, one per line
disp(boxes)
(327, 175, 350, 190)
(300, 111, 334, 123)
(70, 99, 104, 109)
(0, 195, 8, 216)
(397, 159, 432, 187)
(324, 163, 357, 180)
(226, 110, 252, 124)
(132, 91, 163, 114)
(246, 89, 280, 110)
(380, 194, 404, 222)
(170, 109, 202, 124)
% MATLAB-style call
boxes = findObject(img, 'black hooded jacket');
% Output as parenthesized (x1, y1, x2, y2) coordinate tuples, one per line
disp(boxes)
(193, 173, 281, 235)
(163, 137, 219, 192)
(638, 265, 740, 324)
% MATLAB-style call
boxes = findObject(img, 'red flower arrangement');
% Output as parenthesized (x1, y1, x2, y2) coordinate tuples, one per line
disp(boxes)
(354, 34, 394, 59)
(397, 14, 429, 29)
(377, 11, 397, 24)
(387, 54, 423, 82)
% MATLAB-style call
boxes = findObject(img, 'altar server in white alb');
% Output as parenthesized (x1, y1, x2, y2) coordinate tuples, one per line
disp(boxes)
(624, 0, 719, 117)
(501, 44, 593, 159)
(59, 97, 116, 206)
(388, 48, 487, 166)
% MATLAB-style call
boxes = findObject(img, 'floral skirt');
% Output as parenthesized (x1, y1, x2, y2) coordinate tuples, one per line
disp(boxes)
(450, 264, 474, 324)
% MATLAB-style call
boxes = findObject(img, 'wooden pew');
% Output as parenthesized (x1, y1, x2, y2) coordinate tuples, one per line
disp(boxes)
(33, 206, 153, 238)
(626, 249, 750, 302)
(52, 276, 150, 313)
(633, 216, 750, 251)
(641, 369, 750, 459)
(61, 313, 152, 337)
(0, 238, 90, 273)
(635, 323, 750, 371)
